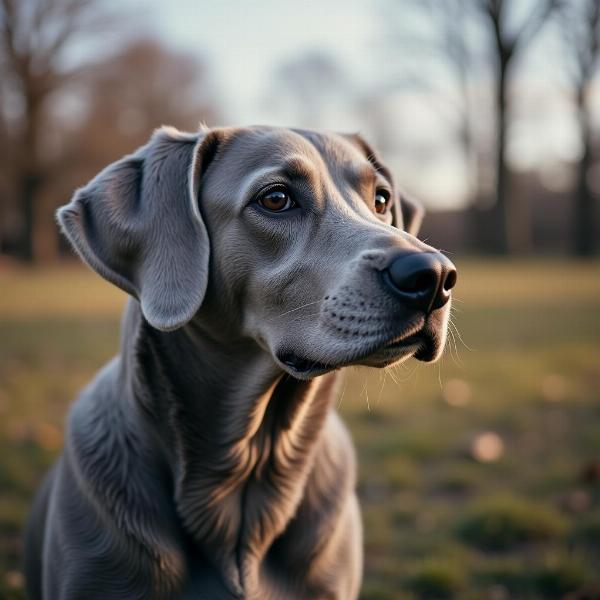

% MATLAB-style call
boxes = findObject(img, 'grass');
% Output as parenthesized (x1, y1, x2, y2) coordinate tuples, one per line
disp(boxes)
(406, 558, 467, 598)
(457, 496, 568, 550)
(1, 259, 600, 599)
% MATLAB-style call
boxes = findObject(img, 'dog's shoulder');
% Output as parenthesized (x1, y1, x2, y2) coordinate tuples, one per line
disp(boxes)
(50, 356, 190, 597)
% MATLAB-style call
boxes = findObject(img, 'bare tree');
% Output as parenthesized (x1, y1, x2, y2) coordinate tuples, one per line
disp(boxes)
(406, 0, 498, 217)
(437, 1, 479, 202)
(0, 0, 115, 262)
(39, 38, 221, 260)
(273, 52, 349, 129)
(410, 0, 483, 205)
(425, 0, 499, 254)
(63, 38, 220, 179)
(561, 0, 599, 256)
(0, 73, 12, 254)
(477, 0, 560, 254)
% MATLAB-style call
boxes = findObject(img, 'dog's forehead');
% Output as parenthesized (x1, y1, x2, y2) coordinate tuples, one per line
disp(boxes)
(228, 126, 368, 172)
(291, 128, 367, 166)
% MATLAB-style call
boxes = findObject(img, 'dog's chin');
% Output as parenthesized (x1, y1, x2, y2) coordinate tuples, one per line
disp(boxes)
(275, 357, 336, 380)
(274, 330, 444, 380)
(357, 339, 421, 368)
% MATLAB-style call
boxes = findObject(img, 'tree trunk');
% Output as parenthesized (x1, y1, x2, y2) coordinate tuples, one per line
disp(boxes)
(491, 57, 510, 254)
(573, 87, 596, 257)
(494, 56, 533, 255)
(15, 87, 43, 263)
(15, 171, 40, 262)
(34, 195, 60, 263)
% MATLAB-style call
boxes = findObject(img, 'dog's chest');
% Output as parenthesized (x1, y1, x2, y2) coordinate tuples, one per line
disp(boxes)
(173, 379, 334, 596)
(180, 559, 302, 600)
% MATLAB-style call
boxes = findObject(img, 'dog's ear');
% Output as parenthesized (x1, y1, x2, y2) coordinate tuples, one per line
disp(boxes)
(57, 126, 222, 331)
(343, 133, 425, 237)
(393, 191, 425, 237)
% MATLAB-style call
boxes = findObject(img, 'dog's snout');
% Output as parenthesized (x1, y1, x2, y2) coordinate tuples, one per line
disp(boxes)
(384, 252, 457, 312)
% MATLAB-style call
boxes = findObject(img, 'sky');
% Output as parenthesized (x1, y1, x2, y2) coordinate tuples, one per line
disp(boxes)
(108, 0, 593, 209)
(140, 0, 383, 124)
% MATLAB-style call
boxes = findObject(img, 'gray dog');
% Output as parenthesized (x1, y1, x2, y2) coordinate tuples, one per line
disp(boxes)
(24, 125, 456, 599)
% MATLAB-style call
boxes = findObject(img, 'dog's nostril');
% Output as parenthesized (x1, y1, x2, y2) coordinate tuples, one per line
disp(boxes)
(400, 271, 438, 294)
(443, 269, 457, 292)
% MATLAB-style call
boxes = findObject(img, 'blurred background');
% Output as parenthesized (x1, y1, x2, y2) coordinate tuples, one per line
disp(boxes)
(0, 0, 599, 598)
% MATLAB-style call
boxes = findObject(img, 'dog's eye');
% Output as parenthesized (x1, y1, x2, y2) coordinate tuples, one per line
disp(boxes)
(257, 188, 297, 213)
(375, 189, 390, 215)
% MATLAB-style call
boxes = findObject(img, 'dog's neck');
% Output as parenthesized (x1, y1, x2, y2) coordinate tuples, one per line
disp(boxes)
(122, 300, 338, 594)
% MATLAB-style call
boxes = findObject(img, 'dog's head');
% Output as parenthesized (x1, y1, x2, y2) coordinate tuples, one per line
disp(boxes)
(58, 125, 456, 379)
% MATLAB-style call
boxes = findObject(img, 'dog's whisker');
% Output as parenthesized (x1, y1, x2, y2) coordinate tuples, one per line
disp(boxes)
(274, 300, 322, 319)
(450, 319, 474, 352)
(385, 365, 400, 386)
(362, 379, 371, 413)
(453, 329, 461, 364)
(377, 371, 386, 406)
(388, 360, 418, 384)
(446, 318, 462, 365)
(447, 325, 462, 367)
(337, 375, 349, 409)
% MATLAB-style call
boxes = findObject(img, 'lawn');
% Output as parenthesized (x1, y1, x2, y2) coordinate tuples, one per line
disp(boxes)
(0, 260, 599, 599)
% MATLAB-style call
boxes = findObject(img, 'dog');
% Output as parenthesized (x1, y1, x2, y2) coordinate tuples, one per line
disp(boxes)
(24, 125, 456, 599)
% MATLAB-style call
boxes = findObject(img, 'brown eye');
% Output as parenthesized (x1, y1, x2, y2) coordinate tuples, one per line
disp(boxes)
(375, 189, 390, 214)
(257, 188, 296, 212)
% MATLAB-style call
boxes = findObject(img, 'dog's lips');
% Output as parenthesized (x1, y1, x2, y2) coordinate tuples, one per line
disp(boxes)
(278, 353, 332, 376)
(381, 332, 422, 352)
(357, 333, 423, 368)
(276, 325, 427, 378)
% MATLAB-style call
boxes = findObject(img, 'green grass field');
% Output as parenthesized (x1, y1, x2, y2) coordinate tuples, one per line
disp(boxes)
(1, 260, 599, 599)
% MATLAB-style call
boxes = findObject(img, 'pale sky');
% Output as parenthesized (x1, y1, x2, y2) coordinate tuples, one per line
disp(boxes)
(108, 0, 593, 209)
(139, 0, 383, 123)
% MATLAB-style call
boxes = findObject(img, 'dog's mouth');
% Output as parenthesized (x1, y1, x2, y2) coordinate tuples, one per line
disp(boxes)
(277, 354, 333, 375)
(276, 325, 430, 378)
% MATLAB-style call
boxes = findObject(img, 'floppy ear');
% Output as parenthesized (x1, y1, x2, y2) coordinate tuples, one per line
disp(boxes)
(392, 191, 425, 237)
(57, 126, 218, 331)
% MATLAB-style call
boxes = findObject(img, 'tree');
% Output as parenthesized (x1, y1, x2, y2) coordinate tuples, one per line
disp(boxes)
(272, 52, 349, 129)
(0, 0, 115, 262)
(561, 0, 599, 256)
(40, 38, 221, 260)
(66, 39, 219, 172)
(408, 0, 483, 206)
(477, 0, 560, 254)
(0, 71, 12, 254)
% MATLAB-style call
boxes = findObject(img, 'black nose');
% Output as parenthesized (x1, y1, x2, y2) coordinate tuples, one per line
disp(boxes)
(384, 252, 457, 312)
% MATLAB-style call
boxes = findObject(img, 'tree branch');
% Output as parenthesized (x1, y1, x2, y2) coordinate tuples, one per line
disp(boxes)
(512, 0, 561, 53)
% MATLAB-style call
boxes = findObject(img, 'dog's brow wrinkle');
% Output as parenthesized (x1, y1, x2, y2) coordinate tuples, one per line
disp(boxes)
(344, 163, 376, 191)
(281, 156, 316, 180)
